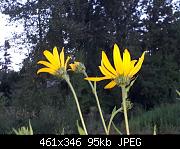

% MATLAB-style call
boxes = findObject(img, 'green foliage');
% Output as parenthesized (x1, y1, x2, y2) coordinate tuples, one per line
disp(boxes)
(77, 120, 86, 135)
(153, 125, 157, 135)
(13, 120, 33, 135)
(0, 40, 12, 72)
(0, 71, 19, 101)
(31, 103, 77, 134)
(134, 0, 180, 107)
(107, 106, 122, 135)
(128, 102, 180, 134)
(0, 100, 16, 134)
(70, 73, 96, 113)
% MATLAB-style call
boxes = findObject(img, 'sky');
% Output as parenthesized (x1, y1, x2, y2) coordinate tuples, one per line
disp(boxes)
(0, 13, 27, 71)
(0, 0, 179, 71)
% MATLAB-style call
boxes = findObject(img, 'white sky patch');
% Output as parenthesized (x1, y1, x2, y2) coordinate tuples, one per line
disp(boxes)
(0, 13, 28, 71)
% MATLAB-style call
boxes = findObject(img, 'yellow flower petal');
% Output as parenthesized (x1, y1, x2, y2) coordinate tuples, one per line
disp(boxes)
(99, 61, 116, 78)
(53, 47, 60, 67)
(69, 61, 80, 71)
(123, 49, 131, 76)
(102, 51, 117, 75)
(104, 80, 116, 89)
(37, 68, 56, 75)
(83, 44, 145, 88)
(128, 51, 145, 77)
(113, 44, 123, 75)
(84, 76, 111, 81)
(43, 50, 58, 67)
(60, 47, 65, 67)
(69, 63, 76, 71)
(130, 60, 137, 70)
(37, 61, 57, 70)
(65, 56, 71, 70)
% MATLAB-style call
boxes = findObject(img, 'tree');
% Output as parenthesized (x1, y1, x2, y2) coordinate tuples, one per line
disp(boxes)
(129, 0, 180, 108)
(0, 40, 12, 72)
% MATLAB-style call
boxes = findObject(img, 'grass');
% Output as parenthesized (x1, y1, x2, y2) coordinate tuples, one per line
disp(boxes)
(127, 102, 180, 134)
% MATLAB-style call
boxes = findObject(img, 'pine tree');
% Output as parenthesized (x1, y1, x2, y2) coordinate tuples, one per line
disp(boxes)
(1, 40, 12, 73)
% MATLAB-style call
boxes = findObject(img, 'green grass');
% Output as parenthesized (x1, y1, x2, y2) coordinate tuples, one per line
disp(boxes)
(128, 102, 180, 134)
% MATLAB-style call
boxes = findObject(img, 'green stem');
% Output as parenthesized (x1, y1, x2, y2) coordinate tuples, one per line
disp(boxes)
(84, 71, 108, 135)
(121, 86, 130, 135)
(65, 78, 88, 135)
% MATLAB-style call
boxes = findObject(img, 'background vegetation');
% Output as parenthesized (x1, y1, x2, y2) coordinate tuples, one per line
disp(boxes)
(0, 0, 179, 134)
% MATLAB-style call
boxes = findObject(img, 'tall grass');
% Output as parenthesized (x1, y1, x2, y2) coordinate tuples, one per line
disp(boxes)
(128, 102, 180, 134)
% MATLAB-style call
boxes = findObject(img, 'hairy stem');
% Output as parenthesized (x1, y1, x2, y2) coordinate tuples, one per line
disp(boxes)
(65, 78, 88, 135)
(121, 86, 130, 135)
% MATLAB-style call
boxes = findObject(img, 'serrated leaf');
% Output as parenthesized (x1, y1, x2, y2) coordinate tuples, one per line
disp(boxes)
(120, 99, 133, 113)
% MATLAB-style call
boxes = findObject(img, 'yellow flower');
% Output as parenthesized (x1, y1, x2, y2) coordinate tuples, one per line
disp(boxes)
(69, 61, 86, 73)
(69, 61, 80, 72)
(37, 47, 71, 76)
(85, 44, 146, 89)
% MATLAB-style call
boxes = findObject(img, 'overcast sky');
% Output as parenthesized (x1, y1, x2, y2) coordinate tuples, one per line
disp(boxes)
(0, 13, 27, 71)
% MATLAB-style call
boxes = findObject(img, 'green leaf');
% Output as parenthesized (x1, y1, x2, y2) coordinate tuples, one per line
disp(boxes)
(120, 99, 133, 112)
(112, 122, 122, 135)
(176, 90, 180, 96)
(29, 120, 33, 135)
(153, 125, 157, 135)
(112, 106, 117, 114)
(77, 120, 86, 135)
(12, 128, 20, 135)
(107, 106, 121, 134)
(12, 119, 33, 135)
(126, 77, 138, 93)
